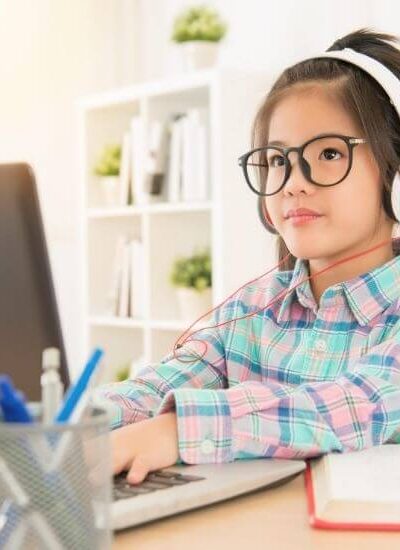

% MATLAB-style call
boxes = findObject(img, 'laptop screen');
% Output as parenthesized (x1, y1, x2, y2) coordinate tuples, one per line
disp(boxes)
(0, 163, 70, 400)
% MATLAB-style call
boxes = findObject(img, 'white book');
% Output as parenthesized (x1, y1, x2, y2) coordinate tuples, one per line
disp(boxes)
(181, 113, 195, 203)
(145, 121, 162, 174)
(144, 120, 169, 201)
(181, 108, 209, 202)
(107, 235, 127, 316)
(196, 107, 209, 201)
(306, 443, 400, 528)
(129, 239, 145, 318)
(119, 131, 131, 205)
(130, 115, 146, 205)
(117, 240, 131, 317)
(167, 116, 185, 203)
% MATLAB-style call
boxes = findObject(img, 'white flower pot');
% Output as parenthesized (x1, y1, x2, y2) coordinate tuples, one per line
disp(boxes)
(179, 41, 219, 71)
(176, 287, 212, 322)
(98, 175, 120, 207)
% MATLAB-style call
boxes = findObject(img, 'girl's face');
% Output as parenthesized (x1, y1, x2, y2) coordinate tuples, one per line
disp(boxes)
(265, 87, 394, 267)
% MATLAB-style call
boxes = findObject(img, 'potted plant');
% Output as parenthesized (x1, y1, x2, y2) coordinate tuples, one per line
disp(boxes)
(114, 354, 145, 382)
(93, 144, 121, 206)
(114, 362, 131, 382)
(171, 5, 227, 71)
(170, 247, 212, 321)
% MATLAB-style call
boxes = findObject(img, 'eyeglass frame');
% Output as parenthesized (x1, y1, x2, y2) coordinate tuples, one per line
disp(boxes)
(237, 133, 368, 196)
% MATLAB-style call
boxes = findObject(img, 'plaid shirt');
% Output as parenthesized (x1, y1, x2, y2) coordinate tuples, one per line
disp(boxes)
(92, 238, 400, 464)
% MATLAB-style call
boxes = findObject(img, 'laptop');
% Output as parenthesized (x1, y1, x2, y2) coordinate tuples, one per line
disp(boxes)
(1, 163, 306, 531)
(112, 458, 306, 530)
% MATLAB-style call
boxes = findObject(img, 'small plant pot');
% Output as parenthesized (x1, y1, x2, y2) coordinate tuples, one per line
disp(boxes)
(98, 175, 120, 207)
(176, 287, 212, 321)
(179, 41, 219, 71)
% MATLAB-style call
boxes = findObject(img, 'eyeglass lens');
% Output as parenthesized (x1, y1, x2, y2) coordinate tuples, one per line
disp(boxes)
(246, 136, 350, 195)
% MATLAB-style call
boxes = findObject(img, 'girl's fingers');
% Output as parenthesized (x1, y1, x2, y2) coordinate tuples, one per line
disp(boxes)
(113, 452, 129, 475)
(112, 443, 131, 475)
(111, 428, 133, 475)
(126, 455, 149, 485)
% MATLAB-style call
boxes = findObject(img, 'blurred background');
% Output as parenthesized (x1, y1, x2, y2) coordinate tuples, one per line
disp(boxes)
(0, 0, 398, 383)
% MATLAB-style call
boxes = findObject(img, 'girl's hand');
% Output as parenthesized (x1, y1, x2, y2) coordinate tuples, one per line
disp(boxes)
(111, 411, 180, 484)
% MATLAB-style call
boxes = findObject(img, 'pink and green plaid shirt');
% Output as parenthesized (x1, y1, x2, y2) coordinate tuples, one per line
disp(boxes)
(93, 238, 400, 464)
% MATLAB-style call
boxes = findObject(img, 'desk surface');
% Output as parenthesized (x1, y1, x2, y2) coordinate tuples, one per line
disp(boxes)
(113, 471, 400, 550)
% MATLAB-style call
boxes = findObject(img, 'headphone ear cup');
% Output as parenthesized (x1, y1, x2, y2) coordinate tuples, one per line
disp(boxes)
(257, 195, 278, 234)
(391, 171, 400, 224)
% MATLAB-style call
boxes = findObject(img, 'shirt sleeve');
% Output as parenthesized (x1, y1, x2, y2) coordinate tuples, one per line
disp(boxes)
(156, 330, 400, 464)
(90, 303, 232, 433)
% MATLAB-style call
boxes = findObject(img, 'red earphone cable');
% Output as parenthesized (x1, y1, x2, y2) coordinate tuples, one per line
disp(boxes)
(171, 236, 399, 365)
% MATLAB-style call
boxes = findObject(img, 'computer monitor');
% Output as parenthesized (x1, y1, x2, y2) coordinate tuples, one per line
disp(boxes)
(0, 163, 70, 401)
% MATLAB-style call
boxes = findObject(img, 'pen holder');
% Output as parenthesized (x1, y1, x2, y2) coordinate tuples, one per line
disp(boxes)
(0, 404, 112, 550)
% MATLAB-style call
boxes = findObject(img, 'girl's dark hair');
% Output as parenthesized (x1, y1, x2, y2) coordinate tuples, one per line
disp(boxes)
(251, 27, 400, 271)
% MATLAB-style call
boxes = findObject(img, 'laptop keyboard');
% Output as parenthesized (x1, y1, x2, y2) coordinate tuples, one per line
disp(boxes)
(113, 470, 206, 500)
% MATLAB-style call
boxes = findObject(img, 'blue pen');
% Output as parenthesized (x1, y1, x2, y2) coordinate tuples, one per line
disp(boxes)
(54, 347, 104, 423)
(0, 376, 33, 423)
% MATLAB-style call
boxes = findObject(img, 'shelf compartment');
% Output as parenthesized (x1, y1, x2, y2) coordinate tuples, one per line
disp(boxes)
(148, 210, 212, 321)
(87, 216, 142, 317)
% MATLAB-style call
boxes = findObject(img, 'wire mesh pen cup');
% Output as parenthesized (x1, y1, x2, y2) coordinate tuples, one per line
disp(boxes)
(0, 404, 112, 550)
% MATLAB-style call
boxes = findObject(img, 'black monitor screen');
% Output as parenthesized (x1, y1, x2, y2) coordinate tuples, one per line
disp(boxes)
(0, 163, 69, 401)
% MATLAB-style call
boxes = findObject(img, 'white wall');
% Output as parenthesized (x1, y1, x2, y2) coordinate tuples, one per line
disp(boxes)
(0, 0, 137, 373)
(1, 0, 399, 375)
(132, 0, 400, 80)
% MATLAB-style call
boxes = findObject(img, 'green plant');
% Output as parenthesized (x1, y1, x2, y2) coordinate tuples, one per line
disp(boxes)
(94, 144, 121, 176)
(170, 248, 212, 291)
(115, 363, 130, 382)
(171, 5, 227, 43)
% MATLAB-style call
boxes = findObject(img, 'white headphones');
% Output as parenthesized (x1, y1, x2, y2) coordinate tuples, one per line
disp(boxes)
(260, 47, 400, 234)
(310, 48, 400, 224)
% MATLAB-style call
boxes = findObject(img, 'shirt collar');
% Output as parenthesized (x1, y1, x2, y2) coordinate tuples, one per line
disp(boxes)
(276, 237, 400, 326)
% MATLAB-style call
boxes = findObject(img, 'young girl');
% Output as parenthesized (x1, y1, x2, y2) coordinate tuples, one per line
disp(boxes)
(93, 27, 400, 486)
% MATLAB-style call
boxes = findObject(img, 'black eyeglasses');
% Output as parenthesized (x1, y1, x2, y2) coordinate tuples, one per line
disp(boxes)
(238, 133, 368, 196)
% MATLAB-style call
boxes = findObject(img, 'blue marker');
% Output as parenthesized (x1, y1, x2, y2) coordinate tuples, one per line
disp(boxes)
(55, 347, 104, 423)
(0, 376, 33, 423)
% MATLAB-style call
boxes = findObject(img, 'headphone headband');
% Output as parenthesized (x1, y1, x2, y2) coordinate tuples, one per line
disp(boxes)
(259, 46, 400, 234)
(301, 47, 400, 118)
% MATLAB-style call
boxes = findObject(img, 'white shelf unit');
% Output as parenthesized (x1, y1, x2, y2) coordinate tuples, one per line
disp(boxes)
(78, 67, 273, 384)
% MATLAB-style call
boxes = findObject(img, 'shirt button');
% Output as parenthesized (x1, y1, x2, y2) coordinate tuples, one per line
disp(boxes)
(200, 439, 215, 454)
(315, 339, 327, 352)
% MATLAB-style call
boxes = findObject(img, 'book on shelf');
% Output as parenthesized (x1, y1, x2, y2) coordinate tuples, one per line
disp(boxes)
(107, 235, 127, 316)
(130, 115, 146, 206)
(119, 131, 132, 206)
(304, 443, 400, 531)
(166, 113, 185, 203)
(143, 119, 169, 201)
(117, 240, 131, 317)
(129, 238, 145, 318)
(107, 235, 145, 319)
(181, 107, 209, 202)
(164, 107, 210, 203)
